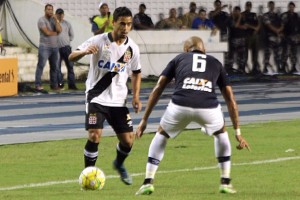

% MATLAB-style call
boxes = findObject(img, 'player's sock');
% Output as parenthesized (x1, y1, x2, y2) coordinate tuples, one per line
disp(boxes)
(84, 140, 99, 167)
(145, 132, 168, 181)
(115, 142, 132, 167)
(214, 132, 231, 180)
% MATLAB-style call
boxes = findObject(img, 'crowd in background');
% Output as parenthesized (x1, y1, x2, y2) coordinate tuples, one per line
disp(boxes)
(91, 0, 300, 75)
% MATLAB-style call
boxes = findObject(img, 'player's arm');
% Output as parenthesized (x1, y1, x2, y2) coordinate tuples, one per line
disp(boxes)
(221, 86, 251, 151)
(68, 45, 99, 62)
(131, 71, 142, 113)
(40, 26, 58, 36)
(52, 15, 62, 33)
(135, 75, 171, 138)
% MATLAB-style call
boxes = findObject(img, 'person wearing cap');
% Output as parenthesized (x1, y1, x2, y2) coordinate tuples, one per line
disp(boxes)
(90, 2, 113, 35)
(55, 8, 77, 90)
(242, 1, 261, 75)
(133, 3, 154, 30)
(280, 1, 299, 74)
(35, 4, 62, 92)
(182, 2, 198, 29)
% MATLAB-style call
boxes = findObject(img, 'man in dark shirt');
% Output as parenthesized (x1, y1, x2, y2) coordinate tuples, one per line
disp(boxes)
(135, 36, 250, 195)
(227, 6, 248, 74)
(209, 0, 230, 41)
(262, 1, 284, 74)
(281, 1, 299, 73)
(133, 3, 154, 30)
(242, 1, 261, 74)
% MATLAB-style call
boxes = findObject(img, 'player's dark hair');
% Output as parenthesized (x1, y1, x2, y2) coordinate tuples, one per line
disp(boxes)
(113, 7, 132, 22)
(288, 1, 295, 7)
(45, 4, 53, 10)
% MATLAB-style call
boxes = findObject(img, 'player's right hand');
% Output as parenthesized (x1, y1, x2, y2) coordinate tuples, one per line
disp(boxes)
(235, 135, 251, 151)
(135, 119, 147, 139)
(85, 45, 99, 55)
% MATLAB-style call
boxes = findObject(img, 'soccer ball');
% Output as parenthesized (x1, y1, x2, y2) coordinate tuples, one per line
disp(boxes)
(79, 166, 106, 190)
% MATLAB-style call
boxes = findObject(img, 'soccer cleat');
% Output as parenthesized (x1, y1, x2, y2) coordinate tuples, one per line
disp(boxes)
(219, 184, 237, 194)
(135, 184, 154, 195)
(113, 160, 132, 185)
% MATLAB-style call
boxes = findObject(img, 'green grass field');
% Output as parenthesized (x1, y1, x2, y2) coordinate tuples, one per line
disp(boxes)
(0, 120, 299, 200)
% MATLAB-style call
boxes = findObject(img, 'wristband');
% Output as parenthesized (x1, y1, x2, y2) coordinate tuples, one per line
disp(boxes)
(235, 128, 241, 136)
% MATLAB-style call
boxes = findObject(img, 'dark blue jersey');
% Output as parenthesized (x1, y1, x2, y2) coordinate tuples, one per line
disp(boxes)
(161, 50, 230, 108)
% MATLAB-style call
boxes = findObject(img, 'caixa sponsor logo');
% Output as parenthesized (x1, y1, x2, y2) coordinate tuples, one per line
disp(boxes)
(98, 60, 126, 72)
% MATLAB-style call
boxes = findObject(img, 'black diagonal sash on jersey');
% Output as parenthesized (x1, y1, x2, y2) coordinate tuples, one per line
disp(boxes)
(87, 72, 117, 103)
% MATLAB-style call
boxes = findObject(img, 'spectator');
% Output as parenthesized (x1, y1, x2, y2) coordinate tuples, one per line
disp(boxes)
(90, 2, 113, 35)
(156, 8, 183, 30)
(177, 6, 185, 23)
(281, 1, 299, 74)
(35, 4, 62, 91)
(227, 6, 248, 74)
(242, 1, 261, 75)
(192, 8, 218, 35)
(209, 0, 230, 41)
(55, 8, 78, 90)
(155, 13, 165, 29)
(133, 3, 154, 30)
(0, 30, 3, 54)
(262, 1, 284, 74)
(182, 2, 198, 29)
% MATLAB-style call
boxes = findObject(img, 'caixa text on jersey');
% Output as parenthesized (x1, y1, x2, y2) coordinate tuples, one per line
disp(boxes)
(182, 77, 212, 92)
(98, 60, 126, 73)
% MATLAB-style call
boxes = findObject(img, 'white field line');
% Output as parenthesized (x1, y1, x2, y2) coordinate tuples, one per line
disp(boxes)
(0, 156, 299, 191)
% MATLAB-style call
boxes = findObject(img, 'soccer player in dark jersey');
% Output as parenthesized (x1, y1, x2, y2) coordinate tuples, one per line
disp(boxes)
(69, 7, 142, 185)
(135, 36, 250, 195)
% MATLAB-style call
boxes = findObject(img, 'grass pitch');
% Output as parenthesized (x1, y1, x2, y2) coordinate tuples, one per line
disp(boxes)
(0, 120, 299, 200)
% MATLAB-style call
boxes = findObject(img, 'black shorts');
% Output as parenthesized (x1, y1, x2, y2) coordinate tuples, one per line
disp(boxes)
(85, 103, 133, 134)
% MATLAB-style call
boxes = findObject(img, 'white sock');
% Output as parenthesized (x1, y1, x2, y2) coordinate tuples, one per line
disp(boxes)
(214, 132, 231, 179)
(145, 132, 168, 179)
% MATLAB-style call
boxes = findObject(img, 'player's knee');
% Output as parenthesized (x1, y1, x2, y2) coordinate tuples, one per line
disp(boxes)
(88, 129, 102, 142)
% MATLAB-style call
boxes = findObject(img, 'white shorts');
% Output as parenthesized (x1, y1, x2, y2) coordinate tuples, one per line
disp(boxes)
(160, 101, 225, 138)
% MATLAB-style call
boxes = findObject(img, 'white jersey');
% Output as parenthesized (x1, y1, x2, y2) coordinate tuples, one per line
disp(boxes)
(77, 32, 141, 107)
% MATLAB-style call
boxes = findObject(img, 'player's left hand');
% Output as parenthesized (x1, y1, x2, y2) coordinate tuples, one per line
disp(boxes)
(132, 99, 142, 113)
(235, 135, 251, 151)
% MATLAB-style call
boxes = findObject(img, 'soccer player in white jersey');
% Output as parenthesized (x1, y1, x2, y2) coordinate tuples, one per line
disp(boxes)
(135, 36, 250, 195)
(69, 7, 142, 185)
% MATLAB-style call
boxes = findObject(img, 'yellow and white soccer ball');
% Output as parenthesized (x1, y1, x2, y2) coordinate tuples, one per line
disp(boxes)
(79, 166, 106, 190)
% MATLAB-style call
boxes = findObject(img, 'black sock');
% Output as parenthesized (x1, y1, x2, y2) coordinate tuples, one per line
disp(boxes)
(84, 140, 99, 167)
(115, 142, 132, 167)
(221, 177, 231, 185)
(143, 178, 153, 185)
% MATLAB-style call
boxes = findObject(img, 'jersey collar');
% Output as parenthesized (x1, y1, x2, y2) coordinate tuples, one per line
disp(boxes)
(108, 32, 129, 45)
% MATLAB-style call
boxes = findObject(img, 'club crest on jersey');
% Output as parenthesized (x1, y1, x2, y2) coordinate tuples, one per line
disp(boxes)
(88, 113, 97, 125)
(123, 50, 132, 63)
(98, 60, 126, 73)
(182, 77, 212, 92)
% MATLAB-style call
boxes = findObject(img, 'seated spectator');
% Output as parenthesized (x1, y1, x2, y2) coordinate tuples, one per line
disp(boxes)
(192, 9, 218, 35)
(133, 3, 154, 30)
(182, 2, 198, 29)
(156, 8, 183, 30)
(90, 2, 113, 35)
